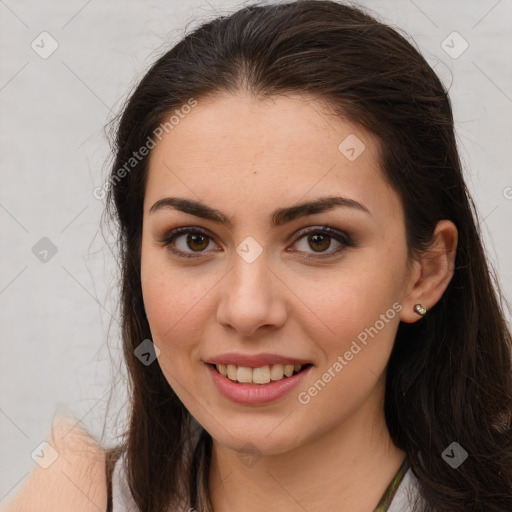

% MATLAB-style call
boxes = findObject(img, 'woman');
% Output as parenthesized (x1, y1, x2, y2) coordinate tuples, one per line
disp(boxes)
(6, 1, 512, 511)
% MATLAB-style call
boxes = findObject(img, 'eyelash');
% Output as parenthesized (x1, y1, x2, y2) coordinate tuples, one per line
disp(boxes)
(157, 226, 356, 260)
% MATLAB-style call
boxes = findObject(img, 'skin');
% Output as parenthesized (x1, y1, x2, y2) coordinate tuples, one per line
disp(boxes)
(3, 415, 107, 511)
(140, 91, 458, 512)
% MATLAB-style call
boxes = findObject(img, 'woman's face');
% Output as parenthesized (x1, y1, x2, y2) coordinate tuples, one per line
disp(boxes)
(140, 92, 416, 454)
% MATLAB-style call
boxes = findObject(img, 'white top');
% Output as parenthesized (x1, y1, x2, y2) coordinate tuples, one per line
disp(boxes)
(112, 450, 423, 512)
(387, 467, 423, 512)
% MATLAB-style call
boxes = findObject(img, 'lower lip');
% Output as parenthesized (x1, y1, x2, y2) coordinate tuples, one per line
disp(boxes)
(205, 363, 312, 405)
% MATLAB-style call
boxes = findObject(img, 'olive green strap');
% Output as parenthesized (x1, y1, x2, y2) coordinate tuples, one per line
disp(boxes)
(373, 458, 410, 511)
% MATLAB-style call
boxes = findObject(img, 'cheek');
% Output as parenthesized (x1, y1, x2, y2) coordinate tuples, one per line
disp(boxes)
(291, 274, 402, 420)
(140, 253, 218, 372)
(296, 255, 405, 363)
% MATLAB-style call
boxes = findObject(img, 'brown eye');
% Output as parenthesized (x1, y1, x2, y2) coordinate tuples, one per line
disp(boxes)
(291, 226, 355, 259)
(307, 233, 331, 252)
(159, 225, 355, 260)
(160, 227, 219, 259)
(185, 233, 210, 251)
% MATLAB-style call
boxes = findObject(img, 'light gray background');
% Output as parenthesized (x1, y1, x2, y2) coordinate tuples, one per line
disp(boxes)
(1, 0, 511, 501)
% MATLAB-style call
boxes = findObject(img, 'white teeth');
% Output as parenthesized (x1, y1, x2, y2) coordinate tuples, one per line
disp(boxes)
(237, 366, 253, 383)
(270, 364, 284, 380)
(214, 363, 305, 384)
(253, 366, 271, 384)
(283, 364, 294, 377)
(227, 364, 237, 380)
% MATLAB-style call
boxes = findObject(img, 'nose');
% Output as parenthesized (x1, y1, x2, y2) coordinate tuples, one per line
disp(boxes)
(216, 254, 288, 337)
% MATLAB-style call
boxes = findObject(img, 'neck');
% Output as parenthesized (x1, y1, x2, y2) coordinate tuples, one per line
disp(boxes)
(207, 379, 406, 512)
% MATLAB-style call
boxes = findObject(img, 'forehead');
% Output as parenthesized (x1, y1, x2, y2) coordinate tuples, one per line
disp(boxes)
(144, 91, 399, 222)
(149, 91, 374, 165)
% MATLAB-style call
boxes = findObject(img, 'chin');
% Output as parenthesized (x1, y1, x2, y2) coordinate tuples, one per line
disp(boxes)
(202, 416, 308, 456)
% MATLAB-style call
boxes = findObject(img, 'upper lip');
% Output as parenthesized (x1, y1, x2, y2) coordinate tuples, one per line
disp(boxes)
(204, 352, 313, 367)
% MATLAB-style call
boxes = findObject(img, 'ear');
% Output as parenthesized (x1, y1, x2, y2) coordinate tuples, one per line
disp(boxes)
(400, 219, 458, 323)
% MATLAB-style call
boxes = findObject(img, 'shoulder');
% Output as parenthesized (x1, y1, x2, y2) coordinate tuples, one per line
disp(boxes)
(110, 423, 204, 512)
(3, 415, 108, 512)
(110, 451, 138, 512)
(110, 450, 191, 512)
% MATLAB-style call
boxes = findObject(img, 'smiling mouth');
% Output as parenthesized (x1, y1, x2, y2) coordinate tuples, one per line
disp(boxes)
(209, 362, 313, 385)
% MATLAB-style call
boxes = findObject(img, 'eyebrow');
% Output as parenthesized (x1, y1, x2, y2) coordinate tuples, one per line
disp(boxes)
(149, 195, 371, 227)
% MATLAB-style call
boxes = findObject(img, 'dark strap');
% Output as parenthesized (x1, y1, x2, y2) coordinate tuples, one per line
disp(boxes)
(105, 445, 125, 512)
(103, 444, 408, 511)
(373, 457, 410, 511)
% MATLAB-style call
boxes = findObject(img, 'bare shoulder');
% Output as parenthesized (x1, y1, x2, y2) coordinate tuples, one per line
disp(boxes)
(2, 415, 107, 512)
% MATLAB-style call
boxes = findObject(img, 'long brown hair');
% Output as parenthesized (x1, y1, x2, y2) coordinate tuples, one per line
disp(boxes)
(102, 1, 512, 510)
